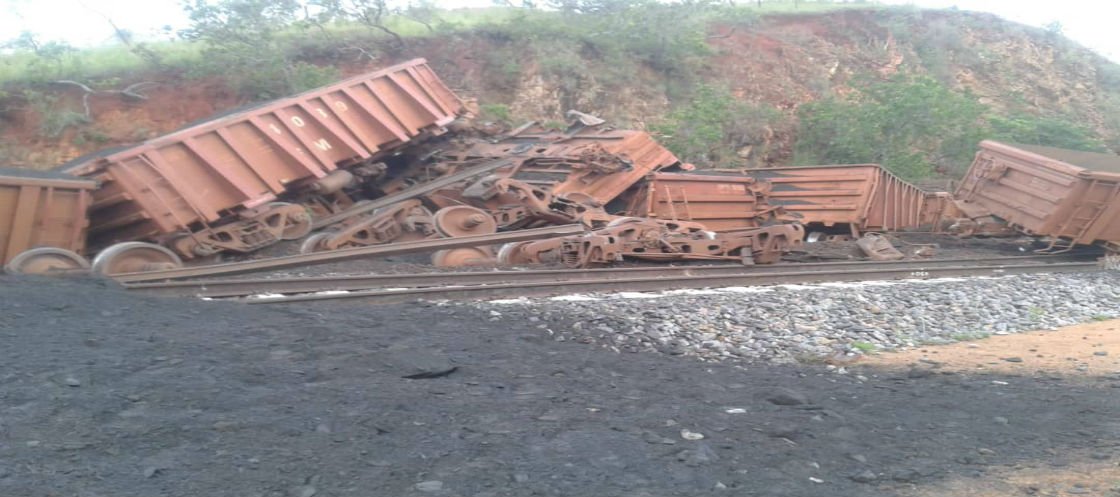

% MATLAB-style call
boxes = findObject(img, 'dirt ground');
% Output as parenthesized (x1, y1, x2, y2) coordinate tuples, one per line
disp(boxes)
(861, 320, 1120, 497)
(864, 319, 1120, 377)
(2, 275, 1119, 497)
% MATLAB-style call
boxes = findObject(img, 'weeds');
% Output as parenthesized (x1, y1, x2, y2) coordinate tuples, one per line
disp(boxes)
(479, 103, 512, 124)
(850, 341, 876, 353)
(950, 332, 991, 342)
(1028, 306, 1045, 322)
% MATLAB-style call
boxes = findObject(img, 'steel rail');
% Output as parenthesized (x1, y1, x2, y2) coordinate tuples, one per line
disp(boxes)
(126, 255, 1095, 297)
(112, 224, 586, 283)
(243, 261, 1100, 305)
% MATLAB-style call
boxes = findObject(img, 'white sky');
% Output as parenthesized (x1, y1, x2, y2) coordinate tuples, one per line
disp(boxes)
(2, 0, 1118, 61)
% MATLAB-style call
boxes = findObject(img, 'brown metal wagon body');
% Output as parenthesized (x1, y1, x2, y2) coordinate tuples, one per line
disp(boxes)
(63, 59, 463, 258)
(0, 168, 96, 273)
(629, 165, 949, 234)
(954, 140, 1120, 251)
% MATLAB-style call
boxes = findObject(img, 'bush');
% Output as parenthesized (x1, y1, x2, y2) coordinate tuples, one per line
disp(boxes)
(794, 76, 988, 180)
(988, 114, 1106, 152)
(650, 84, 787, 167)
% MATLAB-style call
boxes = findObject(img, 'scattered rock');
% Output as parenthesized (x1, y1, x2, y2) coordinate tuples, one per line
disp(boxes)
(907, 367, 935, 379)
(993, 416, 1009, 425)
(680, 429, 705, 440)
(64, 376, 81, 387)
(415, 480, 444, 493)
(765, 388, 807, 406)
(642, 431, 676, 445)
(1003, 357, 1024, 363)
(849, 453, 868, 464)
(849, 470, 877, 483)
(676, 443, 719, 466)
(1094, 351, 1109, 356)
(890, 468, 921, 483)
(466, 272, 1120, 364)
(143, 466, 159, 478)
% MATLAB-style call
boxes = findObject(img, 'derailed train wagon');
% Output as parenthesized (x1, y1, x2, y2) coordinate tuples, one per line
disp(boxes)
(954, 140, 1120, 251)
(0, 169, 96, 274)
(746, 164, 951, 235)
(629, 165, 951, 235)
(624, 172, 783, 231)
(63, 58, 463, 272)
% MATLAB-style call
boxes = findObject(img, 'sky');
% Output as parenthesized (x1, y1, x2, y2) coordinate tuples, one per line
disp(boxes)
(2, 0, 1119, 61)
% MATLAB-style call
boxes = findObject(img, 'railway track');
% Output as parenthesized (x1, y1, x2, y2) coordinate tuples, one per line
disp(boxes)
(126, 255, 1102, 305)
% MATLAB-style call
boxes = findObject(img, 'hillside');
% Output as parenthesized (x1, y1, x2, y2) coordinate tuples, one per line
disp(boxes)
(2, 4, 1119, 179)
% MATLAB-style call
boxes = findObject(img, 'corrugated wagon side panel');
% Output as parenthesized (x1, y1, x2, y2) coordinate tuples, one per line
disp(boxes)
(88, 158, 201, 248)
(750, 165, 880, 228)
(0, 174, 94, 264)
(68, 59, 464, 249)
(955, 142, 1084, 236)
(863, 169, 933, 231)
(638, 174, 767, 231)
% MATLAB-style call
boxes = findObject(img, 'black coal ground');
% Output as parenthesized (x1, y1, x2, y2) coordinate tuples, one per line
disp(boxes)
(1, 276, 1117, 497)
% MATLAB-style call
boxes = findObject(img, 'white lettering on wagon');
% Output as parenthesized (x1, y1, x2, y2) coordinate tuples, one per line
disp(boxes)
(313, 138, 332, 151)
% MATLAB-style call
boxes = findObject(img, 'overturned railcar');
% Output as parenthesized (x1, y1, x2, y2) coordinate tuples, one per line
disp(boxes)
(954, 140, 1120, 251)
(629, 165, 951, 235)
(64, 59, 464, 265)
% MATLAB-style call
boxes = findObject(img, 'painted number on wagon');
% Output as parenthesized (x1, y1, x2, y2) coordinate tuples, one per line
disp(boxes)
(909, 271, 930, 278)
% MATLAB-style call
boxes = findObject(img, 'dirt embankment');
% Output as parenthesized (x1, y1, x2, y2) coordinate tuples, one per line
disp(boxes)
(3, 8, 1118, 170)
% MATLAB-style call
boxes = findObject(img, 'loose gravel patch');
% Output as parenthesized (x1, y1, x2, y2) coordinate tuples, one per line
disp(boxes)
(468, 271, 1120, 363)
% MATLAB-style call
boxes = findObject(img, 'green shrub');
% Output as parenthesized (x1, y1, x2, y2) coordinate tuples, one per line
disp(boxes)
(480, 103, 512, 124)
(988, 114, 1106, 152)
(795, 75, 988, 180)
(650, 84, 787, 167)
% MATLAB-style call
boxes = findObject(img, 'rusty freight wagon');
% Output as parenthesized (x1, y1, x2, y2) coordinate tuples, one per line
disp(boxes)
(624, 172, 786, 231)
(0, 169, 96, 274)
(954, 140, 1120, 252)
(64, 58, 464, 272)
(628, 166, 951, 236)
(746, 165, 951, 236)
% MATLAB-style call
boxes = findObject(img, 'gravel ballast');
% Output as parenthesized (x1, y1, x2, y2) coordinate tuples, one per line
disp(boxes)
(467, 271, 1120, 363)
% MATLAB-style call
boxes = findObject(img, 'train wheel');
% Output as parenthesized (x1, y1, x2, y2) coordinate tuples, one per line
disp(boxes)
(91, 242, 183, 276)
(431, 247, 494, 267)
(299, 233, 332, 254)
(496, 241, 534, 265)
(432, 206, 497, 238)
(4, 247, 90, 275)
(268, 202, 313, 240)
